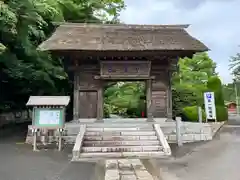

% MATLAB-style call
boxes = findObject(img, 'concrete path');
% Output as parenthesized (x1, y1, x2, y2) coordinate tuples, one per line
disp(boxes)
(0, 123, 95, 180)
(155, 118, 240, 180)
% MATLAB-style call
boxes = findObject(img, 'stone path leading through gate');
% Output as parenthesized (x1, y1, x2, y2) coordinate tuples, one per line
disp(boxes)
(104, 159, 157, 180)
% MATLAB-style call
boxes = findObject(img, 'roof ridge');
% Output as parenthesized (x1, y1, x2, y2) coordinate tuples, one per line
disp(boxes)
(54, 22, 190, 29)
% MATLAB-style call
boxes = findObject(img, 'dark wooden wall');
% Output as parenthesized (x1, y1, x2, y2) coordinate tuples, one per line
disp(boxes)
(73, 62, 101, 119)
(73, 59, 173, 119)
(151, 62, 171, 118)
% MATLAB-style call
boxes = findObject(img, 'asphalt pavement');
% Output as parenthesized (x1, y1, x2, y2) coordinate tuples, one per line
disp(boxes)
(156, 116, 240, 180)
(0, 117, 240, 180)
(0, 123, 96, 180)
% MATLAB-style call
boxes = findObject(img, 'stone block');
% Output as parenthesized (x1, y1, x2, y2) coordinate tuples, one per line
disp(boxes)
(135, 170, 153, 180)
(139, 136, 157, 140)
(105, 169, 120, 180)
(87, 128, 104, 131)
(85, 131, 101, 136)
(104, 128, 138, 131)
(103, 136, 139, 141)
(118, 159, 132, 169)
(182, 134, 194, 141)
(168, 135, 176, 141)
(82, 147, 101, 152)
(106, 160, 118, 169)
(119, 170, 134, 175)
(121, 131, 155, 136)
(130, 159, 145, 170)
(120, 175, 137, 180)
(84, 136, 102, 140)
(142, 146, 162, 151)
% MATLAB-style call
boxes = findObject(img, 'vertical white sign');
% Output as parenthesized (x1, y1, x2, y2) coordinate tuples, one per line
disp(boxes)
(204, 92, 216, 120)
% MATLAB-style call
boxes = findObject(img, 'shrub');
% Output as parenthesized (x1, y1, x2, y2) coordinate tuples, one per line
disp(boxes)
(182, 106, 206, 122)
(207, 76, 225, 106)
(216, 105, 228, 121)
(206, 76, 227, 121)
(172, 88, 198, 118)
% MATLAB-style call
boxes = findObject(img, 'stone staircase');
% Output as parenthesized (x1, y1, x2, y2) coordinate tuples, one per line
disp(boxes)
(72, 123, 171, 161)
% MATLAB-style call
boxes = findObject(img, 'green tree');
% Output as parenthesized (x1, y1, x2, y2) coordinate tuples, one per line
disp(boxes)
(104, 82, 145, 117)
(0, 0, 125, 112)
(229, 51, 240, 80)
(222, 83, 235, 102)
(172, 52, 217, 116)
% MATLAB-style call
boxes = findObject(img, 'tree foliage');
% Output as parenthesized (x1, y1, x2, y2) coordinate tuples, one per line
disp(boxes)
(222, 83, 235, 102)
(0, 0, 228, 122)
(229, 51, 240, 80)
(0, 0, 125, 112)
(207, 76, 225, 106)
(172, 53, 217, 118)
(104, 82, 146, 118)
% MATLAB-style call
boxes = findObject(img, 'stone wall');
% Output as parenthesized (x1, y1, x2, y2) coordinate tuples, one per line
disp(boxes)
(0, 110, 31, 127)
(25, 121, 224, 145)
(162, 122, 214, 143)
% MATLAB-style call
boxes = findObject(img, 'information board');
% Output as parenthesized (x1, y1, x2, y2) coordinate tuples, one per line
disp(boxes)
(204, 92, 216, 120)
(33, 108, 64, 128)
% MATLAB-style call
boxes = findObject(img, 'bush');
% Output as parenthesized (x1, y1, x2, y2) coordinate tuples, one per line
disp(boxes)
(182, 106, 206, 122)
(216, 105, 228, 121)
(172, 88, 198, 118)
(207, 76, 225, 106)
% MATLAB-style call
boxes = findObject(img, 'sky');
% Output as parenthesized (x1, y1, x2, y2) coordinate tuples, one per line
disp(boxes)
(120, 0, 240, 84)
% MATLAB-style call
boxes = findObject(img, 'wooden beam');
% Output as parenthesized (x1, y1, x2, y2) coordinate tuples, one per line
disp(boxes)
(146, 79, 153, 120)
(52, 50, 197, 59)
(94, 75, 155, 80)
(167, 70, 173, 119)
(73, 73, 79, 120)
(67, 64, 178, 72)
(97, 82, 104, 120)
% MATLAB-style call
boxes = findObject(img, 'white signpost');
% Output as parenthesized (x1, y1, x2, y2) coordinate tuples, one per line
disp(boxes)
(204, 92, 217, 122)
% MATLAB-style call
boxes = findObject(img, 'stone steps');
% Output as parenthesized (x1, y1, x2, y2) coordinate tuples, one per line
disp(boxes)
(72, 124, 171, 161)
(82, 145, 163, 153)
(84, 135, 158, 141)
(85, 131, 156, 136)
(72, 151, 166, 161)
(86, 124, 153, 128)
(83, 140, 160, 147)
(86, 127, 154, 131)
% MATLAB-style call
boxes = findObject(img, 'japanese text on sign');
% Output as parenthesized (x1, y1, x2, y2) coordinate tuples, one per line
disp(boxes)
(39, 110, 60, 125)
(204, 92, 216, 120)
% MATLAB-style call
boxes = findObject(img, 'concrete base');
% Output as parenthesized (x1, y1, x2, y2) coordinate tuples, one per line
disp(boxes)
(25, 121, 225, 145)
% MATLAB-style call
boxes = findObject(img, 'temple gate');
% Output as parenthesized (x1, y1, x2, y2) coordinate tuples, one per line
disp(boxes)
(39, 23, 208, 160)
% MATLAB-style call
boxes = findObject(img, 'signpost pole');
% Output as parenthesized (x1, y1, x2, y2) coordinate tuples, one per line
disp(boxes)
(58, 129, 63, 151)
(33, 129, 37, 151)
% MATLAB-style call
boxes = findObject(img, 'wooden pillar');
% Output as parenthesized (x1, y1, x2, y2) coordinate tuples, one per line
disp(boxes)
(97, 81, 104, 120)
(167, 70, 173, 119)
(146, 79, 153, 120)
(73, 72, 79, 120)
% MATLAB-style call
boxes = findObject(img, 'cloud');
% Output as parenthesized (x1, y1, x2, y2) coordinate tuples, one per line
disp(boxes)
(120, 0, 240, 83)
